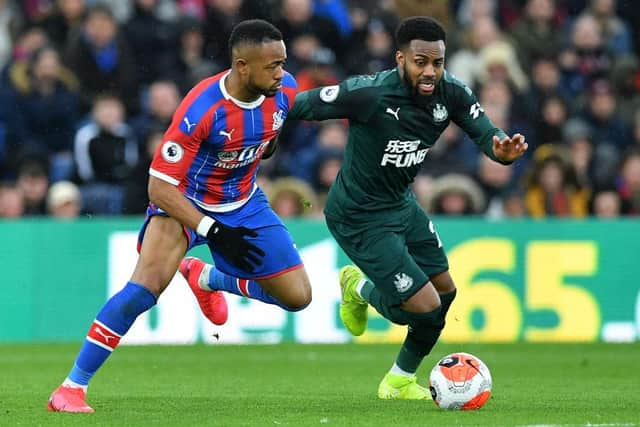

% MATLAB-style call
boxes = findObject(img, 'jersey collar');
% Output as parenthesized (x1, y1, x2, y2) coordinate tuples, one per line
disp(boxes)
(219, 71, 265, 109)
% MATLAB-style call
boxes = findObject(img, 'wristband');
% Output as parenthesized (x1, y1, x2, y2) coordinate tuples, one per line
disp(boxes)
(196, 216, 215, 237)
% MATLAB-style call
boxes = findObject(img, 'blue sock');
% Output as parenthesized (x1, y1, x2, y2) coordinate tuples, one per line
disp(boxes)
(66, 282, 157, 386)
(207, 267, 303, 311)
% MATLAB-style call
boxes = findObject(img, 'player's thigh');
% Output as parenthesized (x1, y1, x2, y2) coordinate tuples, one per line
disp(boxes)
(258, 267, 311, 308)
(131, 215, 188, 296)
(327, 219, 428, 304)
(406, 205, 451, 292)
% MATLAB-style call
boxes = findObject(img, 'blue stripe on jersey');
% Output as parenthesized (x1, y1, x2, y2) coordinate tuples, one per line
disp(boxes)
(282, 71, 297, 89)
(186, 105, 226, 200)
(231, 108, 264, 196)
(179, 81, 224, 135)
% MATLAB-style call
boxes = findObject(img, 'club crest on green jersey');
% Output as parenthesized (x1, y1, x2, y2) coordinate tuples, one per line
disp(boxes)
(433, 103, 448, 122)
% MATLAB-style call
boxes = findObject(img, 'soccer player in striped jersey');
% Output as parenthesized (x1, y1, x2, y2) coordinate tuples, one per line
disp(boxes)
(48, 20, 312, 413)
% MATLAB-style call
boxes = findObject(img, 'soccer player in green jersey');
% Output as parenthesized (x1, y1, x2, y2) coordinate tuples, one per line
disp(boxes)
(287, 16, 528, 400)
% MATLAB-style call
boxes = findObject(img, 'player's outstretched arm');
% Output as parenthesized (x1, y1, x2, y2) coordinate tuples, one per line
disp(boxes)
(148, 177, 264, 272)
(491, 133, 528, 163)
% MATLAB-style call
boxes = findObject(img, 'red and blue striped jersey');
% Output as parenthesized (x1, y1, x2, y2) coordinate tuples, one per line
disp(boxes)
(149, 70, 297, 212)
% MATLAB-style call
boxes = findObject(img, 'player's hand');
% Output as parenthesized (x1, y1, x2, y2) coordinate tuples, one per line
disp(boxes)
(492, 133, 528, 163)
(206, 221, 265, 272)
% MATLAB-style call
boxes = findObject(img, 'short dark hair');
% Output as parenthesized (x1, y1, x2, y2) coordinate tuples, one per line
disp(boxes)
(228, 19, 283, 58)
(395, 16, 446, 49)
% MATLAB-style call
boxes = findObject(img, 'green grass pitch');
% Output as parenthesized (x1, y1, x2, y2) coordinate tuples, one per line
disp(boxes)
(1, 343, 639, 426)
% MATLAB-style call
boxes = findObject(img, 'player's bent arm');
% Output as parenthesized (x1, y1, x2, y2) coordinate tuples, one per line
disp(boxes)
(288, 84, 378, 122)
(148, 175, 206, 232)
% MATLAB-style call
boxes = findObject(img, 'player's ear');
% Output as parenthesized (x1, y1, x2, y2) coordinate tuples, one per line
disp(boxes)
(395, 50, 404, 67)
(235, 58, 249, 76)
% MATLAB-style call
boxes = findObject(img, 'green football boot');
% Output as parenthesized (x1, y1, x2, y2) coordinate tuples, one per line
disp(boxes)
(377, 373, 431, 400)
(338, 265, 369, 336)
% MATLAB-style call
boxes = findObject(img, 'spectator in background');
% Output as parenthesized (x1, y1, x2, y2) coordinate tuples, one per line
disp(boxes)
(585, 0, 634, 55)
(163, 17, 220, 95)
(422, 173, 486, 216)
(0, 0, 22, 71)
(16, 156, 49, 215)
(562, 117, 597, 189)
(509, 0, 563, 72)
(535, 95, 569, 146)
(523, 55, 574, 118)
(202, 0, 244, 67)
(122, 127, 163, 215)
(476, 39, 529, 94)
(2, 45, 79, 180)
(1, 26, 49, 84)
(267, 177, 318, 218)
(475, 154, 516, 218)
(343, 18, 395, 76)
(74, 94, 138, 214)
(0, 183, 25, 217)
(524, 146, 590, 217)
(616, 148, 640, 214)
(64, 4, 138, 113)
(275, 0, 343, 59)
(311, 147, 343, 212)
(130, 79, 180, 147)
(295, 46, 340, 92)
(580, 79, 631, 154)
(46, 179, 81, 218)
(590, 188, 621, 217)
(122, 0, 175, 85)
(559, 13, 610, 96)
(447, 16, 501, 86)
(609, 54, 640, 125)
(420, 124, 476, 178)
(39, 0, 86, 50)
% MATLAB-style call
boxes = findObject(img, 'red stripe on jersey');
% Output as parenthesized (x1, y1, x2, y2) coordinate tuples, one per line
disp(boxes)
(237, 279, 250, 297)
(282, 86, 296, 110)
(87, 320, 122, 351)
(203, 101, 245, 205)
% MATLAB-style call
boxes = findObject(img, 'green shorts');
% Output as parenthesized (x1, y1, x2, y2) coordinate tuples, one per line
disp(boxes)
(326, 200, 449, 304)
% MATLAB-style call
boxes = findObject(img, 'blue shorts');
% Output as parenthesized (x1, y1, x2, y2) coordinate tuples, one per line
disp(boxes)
(138, 188, 304, 280)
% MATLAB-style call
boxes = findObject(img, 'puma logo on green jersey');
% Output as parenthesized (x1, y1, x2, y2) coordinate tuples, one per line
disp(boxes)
(380, 140, 429, 168)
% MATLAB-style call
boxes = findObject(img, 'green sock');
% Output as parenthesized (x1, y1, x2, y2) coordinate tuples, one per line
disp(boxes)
(395, 308, 443, 373)
(360, 281, 410, 325)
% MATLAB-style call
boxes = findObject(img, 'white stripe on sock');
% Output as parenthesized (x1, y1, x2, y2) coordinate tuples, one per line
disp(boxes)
(355, 278, 367, 299)
(62, 378, 88, 392)
(390, 363, 415, 377)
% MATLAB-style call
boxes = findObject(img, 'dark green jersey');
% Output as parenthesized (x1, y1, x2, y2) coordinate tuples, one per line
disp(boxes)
(288, 68, 507, 220)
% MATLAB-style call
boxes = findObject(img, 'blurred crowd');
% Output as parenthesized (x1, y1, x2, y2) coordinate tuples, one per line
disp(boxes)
(1, 0, 640, 220)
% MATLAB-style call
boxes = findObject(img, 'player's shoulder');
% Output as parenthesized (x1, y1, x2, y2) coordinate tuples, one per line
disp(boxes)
(344, 68, 398, 91)
(182, 71, 226, 107)
(441, 70, 474, 96)
(282, 70, 298, 89)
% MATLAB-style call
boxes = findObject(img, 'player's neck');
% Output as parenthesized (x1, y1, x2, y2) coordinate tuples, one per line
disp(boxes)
(225, 71, 260, 103)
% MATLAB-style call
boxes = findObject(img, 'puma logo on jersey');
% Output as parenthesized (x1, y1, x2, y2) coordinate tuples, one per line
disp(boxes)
(385, 107, 400, 120)
(183, 117, 197, 132)
(219, 129, 235, 141)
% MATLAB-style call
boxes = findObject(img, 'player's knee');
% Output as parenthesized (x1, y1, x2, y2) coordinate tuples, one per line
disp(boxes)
(403, 287, 441, 313)
(282, 279, 312, 311)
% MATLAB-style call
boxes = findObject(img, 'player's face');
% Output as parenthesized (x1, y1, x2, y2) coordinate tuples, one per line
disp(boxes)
(396, 39, 445, 98)
(245, 40, 287, 98)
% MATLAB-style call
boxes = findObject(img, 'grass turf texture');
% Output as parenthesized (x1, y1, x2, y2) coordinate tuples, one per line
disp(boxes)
(1, 343, 638, 426)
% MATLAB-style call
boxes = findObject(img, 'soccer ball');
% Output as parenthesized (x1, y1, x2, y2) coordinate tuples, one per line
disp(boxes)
(428, 352, 492, 410)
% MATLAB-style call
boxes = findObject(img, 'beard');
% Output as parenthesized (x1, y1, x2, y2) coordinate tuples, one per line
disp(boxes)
(247, 79, 279, 98)
(402, 63, 435, 106)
